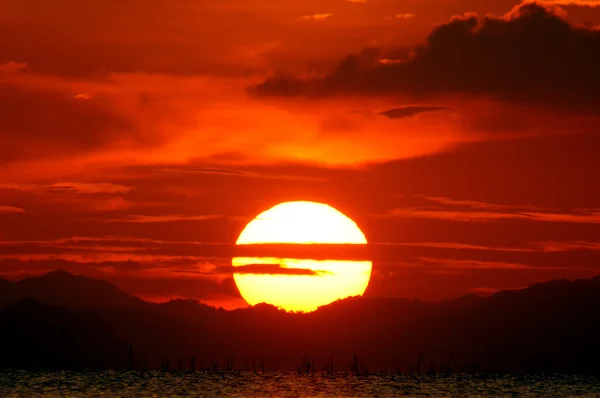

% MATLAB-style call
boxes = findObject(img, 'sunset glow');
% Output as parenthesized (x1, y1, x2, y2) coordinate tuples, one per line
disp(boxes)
(3, 0, 600, 313)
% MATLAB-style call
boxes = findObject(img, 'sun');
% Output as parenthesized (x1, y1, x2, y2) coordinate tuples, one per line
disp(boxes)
(232, 201, 372, 312)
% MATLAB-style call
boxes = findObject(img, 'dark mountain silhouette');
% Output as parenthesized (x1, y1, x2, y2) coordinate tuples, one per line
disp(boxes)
(0, 277, 11, 288)
(1, 270, 599, 374)
(0, 269, 147, 310)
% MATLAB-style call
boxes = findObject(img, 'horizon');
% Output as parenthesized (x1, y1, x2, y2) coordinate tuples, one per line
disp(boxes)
(2, 267, 599, 312)
(2, 266, 600, 376)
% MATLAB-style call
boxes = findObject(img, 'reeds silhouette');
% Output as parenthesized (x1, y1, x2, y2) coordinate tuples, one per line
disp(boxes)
(225, 356, 234, 371)
(127, 340, 134, 371)
(416, 353, 423, 374)
(7, 333, 589, 376)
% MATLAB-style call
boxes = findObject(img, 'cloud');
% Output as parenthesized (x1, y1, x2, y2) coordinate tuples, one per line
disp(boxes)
(381, 195, 600, 224)
(0, 236, 228, 247)
(533, 241, 600, 251)
(233, 263, 330, 276)
(417, 257, 589, 271)
(385, 207, 600, 223)
(0, 182, 131, 195)
(157, 167, 325, 182)
(542, 0, 600, 6)
(0, 84, 136, 164)
(385, 208, 524, 222)
(392, 242, 535, 253)
(521, 211, 600, 223)
(385, 14, 416, 21)
(251, 1, 600, 110)
(472, 286, 526, 294)
(0, 72, 481, 173)
(301, 13, 333, 21)
(379, 105, 450, 119)
(93, 214, 223, 223)
(416, 195, 542, 211)
(0, 61, 28, 74)
(0, 206, 25, 213)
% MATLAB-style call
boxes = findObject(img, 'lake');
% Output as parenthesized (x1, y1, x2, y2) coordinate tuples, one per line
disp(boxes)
(1, 371, 599, 397)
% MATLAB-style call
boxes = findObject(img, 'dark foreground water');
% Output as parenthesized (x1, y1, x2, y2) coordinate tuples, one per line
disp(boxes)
(1, 371, 599, 397)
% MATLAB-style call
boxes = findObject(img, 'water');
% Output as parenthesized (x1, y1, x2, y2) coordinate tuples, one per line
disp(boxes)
(1, 371, 599, 397)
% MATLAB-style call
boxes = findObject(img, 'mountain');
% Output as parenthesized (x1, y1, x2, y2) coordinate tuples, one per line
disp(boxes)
(1, 270, 600, 373)
(0, 277, 11, 288)
(0, 277, 16, 305)
(0, 270, 147, 310)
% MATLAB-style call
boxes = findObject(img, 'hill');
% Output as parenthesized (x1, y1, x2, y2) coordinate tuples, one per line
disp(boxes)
(0, 270, 147, 310)
(1, 271, 599, 373)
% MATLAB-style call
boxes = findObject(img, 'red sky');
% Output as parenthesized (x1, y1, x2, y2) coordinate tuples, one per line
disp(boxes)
(2, 0, 600, 308)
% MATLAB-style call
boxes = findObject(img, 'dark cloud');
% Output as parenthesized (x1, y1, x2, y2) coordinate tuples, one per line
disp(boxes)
(0, 85, 135, 162)
(251, 2, 600, 110)
(0, 182, 131, 195)
(379, 105, 450, 119)
(233, 263, 331, 276)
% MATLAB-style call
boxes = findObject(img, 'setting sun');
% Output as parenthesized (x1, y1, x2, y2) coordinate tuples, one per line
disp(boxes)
(233, 201, 372, 312)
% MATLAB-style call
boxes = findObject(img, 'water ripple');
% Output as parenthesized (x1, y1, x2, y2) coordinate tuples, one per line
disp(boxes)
(1, 371, 599, 397)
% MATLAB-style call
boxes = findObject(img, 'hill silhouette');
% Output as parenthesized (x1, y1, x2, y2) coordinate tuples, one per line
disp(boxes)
(1, 270, 599, 374)
(0, 270, 147, 310)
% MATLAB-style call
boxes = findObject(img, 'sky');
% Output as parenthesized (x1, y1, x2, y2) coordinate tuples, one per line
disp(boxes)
(2, 0, 600, 309)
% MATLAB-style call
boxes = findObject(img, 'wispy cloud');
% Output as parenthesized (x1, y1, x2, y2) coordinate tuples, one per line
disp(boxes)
(385, 13, 416, 21)
(521, 212, 600, 223)
(417, 257, 590, 271)
(384, 208, 600, 223)
(532, 241, 600, 252)
(0, 206, 25, 213)
(380, 106, 449, 119)
(158, 167, 324, 182)
(93, 214, 222, 223)
(0, 61, 28, 74)
(0, 253, 211, 266)
(0, 236, 236, 267)
(472, 286, 527, 294)
(0, 236, 229, 247)
(384, 208, 518, 222)
(0, 182, 131, 195)
(389, 242, 535, 252)
(381, 195, 600, 224)
(301, 13, 333, 21)
(417, 195, 541, 211)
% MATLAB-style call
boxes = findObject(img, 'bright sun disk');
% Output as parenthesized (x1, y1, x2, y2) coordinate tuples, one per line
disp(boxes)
(233, 201, 372, 312)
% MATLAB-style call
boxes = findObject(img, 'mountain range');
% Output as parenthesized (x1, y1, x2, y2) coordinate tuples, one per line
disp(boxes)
(1, 270, 599, 374)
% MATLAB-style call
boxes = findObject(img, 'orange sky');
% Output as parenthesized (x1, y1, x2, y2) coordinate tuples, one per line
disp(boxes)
(2, 0, 600, 308)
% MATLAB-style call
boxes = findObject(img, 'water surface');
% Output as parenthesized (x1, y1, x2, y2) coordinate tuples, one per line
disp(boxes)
(1, 371, 599, 397)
